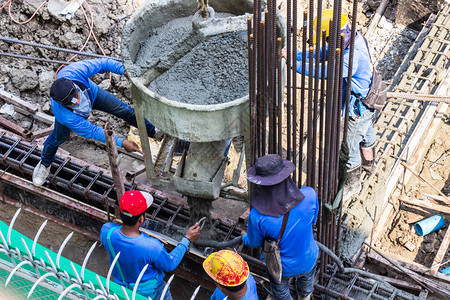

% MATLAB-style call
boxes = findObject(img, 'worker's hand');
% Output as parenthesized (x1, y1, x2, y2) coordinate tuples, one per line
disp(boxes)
(185, 223, 201, 243)
(122, 139, 143, 155)
(240, 230, 247, 236)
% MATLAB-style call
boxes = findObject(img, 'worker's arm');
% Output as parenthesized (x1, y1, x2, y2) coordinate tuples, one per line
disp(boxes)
(341, 48, 359, 80)
(152, 238, 190, 272)
(242, 212, 265, 248)
(293, 47, 328, 78)
(52, 103, 124, 147)
(152, 223, 200, 272)
(57, 58, 125, 80)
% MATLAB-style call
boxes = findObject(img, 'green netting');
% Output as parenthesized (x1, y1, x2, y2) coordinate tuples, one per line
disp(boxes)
(0, 268, 58, 299)
(0, 218, 147, 300)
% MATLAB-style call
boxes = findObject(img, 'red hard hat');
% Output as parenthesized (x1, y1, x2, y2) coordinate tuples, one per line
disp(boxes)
(119, 190, 154, 217)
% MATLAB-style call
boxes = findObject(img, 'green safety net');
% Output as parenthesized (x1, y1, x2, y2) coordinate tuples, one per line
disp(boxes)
(0, 218, 147, 300)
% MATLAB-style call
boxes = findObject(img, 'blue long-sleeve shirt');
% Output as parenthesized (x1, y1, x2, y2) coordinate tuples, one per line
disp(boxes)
(100, 222, 190, 287)
(51, 58, 126, 147)
(242, 186, 319, 277)
(294, 33, 372, 117)
(210, 273, 258, 299)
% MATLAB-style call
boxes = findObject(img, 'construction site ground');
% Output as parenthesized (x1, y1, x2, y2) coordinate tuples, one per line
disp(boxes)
(376, 118, 450, 267)
(0, 0, 449, 299)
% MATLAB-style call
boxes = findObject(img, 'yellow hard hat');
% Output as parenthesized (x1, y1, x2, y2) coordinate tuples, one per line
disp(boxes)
(203, 250, 249, 287)
(313, 9, 349, 44)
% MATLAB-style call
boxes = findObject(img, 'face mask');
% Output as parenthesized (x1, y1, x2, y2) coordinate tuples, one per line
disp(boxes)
(72, 85, 92, 118)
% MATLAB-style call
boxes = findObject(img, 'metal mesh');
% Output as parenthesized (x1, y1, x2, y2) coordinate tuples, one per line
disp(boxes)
(0, 269, 58, 299)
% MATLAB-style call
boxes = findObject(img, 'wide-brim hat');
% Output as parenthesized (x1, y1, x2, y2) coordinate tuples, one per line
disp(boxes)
(247, 154, 295, 186)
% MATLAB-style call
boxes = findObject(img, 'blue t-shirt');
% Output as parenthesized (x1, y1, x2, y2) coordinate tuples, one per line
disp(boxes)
(210, 273, 258, 300)
(100, 223, 190, 288)
(242, 186, 319, 277)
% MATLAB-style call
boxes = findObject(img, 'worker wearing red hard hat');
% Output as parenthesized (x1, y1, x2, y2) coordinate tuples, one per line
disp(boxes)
(203, 250, 258, 299)
(100, 190, 201, 300)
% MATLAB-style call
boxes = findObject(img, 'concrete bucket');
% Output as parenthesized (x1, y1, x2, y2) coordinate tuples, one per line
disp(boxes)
(121, 0, 285, 222)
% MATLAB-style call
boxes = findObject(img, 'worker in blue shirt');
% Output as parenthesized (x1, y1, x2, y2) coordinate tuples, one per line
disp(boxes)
(100, 190, 201, 300)
(282, 9, 376, 202)
(242, 154, 319, 300)
(32, 58, 159, 186)
(203, 250, 258, 299)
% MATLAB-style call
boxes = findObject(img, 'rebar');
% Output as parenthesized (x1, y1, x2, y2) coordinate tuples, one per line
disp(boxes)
(299, 10, 308, 186)
(246, 0, 350, 287)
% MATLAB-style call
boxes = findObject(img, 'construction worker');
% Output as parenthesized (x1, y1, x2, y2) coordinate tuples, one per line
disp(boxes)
(100, 190, 201, 300)
(242, 154, 319, 300)
(282, 9, 376, 202)
(203, 250, 258, 299)
(32, 58, 159, 186)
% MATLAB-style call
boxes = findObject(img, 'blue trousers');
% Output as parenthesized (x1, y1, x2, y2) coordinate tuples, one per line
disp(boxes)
(41, 87, 155, 167)
(268, 264, 316, 300)
(346, 111, 376, 169)
(154, 281, 173, 300)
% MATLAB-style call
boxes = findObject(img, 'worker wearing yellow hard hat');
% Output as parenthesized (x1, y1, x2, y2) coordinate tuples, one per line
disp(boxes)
(287, 8, 377, 205)
(203, 250, 258, 299)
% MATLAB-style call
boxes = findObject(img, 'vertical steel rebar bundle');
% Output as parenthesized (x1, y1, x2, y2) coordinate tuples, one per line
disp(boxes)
(247, 0, 358, 284)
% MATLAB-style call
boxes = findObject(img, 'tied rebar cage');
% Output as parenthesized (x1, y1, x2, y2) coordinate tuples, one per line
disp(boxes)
(0, 208, 204, 300)
(246, 0, 357, 284)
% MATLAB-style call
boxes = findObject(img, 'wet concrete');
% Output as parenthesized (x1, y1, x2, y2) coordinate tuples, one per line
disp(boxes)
(148, 29, 248, 105)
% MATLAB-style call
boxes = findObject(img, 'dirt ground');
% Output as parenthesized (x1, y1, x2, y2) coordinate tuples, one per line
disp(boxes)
(376, 111, 450, 270)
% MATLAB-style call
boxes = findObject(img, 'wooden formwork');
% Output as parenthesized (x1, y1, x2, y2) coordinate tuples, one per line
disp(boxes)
(355, 6, 450, 297)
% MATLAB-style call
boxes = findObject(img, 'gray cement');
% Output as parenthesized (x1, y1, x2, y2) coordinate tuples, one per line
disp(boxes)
(148, 30, 248, 105)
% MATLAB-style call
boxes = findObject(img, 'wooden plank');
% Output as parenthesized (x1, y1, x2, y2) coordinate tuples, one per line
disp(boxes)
(401, 161, 450, 203)
(424, 194, 449, 203)
(0, 115, 31, 138)
(0, 88, 39, 113)
(367, 251, 450, 286)
(431, 226, 450, 275)
(399, 195, 450, 214)
(29, 125, 54, 140)
(13, 105, 54, 125)
(366, 0, 390, 36)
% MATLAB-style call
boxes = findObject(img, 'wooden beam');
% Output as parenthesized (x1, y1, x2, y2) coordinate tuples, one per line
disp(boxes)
(366, 0, 390, 36)
(367, 251, 450, 286)
(399, 195, 450, 214)
(29, 125, 54, 140)
(0, 88, 38, 113)
(401, 162, 450, 204)
(431, 226, 450, 275)
(0, 115, 31, 138)
(14, 105, 55, 125)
